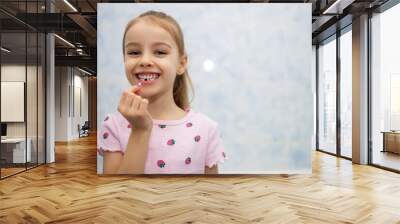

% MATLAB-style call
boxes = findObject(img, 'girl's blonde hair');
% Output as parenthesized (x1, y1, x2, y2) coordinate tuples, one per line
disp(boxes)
(122, 10, 194, 111)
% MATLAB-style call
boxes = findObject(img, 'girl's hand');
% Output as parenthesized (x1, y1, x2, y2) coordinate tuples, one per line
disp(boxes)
(118, 84, 153, 132)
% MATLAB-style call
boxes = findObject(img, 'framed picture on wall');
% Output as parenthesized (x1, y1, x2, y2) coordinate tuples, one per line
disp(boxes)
(1, 81, 25, 122)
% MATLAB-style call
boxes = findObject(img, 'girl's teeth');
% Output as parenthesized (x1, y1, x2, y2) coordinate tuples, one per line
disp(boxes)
(138, 74, 159, 81)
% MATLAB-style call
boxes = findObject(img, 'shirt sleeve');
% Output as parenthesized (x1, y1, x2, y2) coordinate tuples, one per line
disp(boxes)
(205, 123, 227, 168)
(97, 114, 123, 156)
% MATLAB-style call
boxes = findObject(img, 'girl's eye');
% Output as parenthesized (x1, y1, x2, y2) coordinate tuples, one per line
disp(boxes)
(128, 51, 140, 56)
(155, 50, 167, 55)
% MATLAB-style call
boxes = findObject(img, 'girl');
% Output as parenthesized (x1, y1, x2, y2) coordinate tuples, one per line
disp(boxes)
(98, 10, 226, 174)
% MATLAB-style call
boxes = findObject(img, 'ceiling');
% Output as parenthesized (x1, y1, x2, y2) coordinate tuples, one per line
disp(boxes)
(0, 0, 393, 75)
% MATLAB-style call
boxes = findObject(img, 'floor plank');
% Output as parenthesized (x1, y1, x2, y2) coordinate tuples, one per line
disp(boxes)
(0, 134, 400, 223)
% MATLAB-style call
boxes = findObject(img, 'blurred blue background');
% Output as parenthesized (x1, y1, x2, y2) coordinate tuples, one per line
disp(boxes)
(97, 3, 313, 174)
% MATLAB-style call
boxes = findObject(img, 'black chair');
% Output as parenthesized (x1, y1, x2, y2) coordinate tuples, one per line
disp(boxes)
(79, 121, 90, 138)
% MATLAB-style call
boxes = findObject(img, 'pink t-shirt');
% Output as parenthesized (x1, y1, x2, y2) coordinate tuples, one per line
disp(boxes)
(98, 109, 227, 174)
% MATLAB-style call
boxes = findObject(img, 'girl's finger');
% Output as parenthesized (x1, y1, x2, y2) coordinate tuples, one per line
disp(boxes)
(130, 84, 142, 96)
(139, 98, 149, 113)
(126, 93, 134, 109)
(131, 95, 141, 112)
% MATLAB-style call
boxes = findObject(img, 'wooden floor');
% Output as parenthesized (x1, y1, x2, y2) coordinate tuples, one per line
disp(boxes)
(1, 163, 45, 178)
(0, 167, 26, 178)
(1, 134, 400, 223)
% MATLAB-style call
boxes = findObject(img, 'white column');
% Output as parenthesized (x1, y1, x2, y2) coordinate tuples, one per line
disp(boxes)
(46, 33, 55, 163)
(45, 1, 55, 163)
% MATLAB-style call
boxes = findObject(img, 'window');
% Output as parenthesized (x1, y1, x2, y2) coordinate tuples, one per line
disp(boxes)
(371, 2, 400, 171)
(318, 36, 337, 154)
(340, 28, 352, 158)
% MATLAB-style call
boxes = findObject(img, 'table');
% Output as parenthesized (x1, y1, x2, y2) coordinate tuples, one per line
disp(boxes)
(1, 138, 31, 163)
(381, 131, 400, 154)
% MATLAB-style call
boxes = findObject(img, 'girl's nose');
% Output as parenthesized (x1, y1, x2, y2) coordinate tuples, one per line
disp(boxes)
(139, 53, 153, 67)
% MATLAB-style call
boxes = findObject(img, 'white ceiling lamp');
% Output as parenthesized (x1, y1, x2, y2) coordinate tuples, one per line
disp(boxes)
(76, 48, 83, 55)
(1, 47, 11, 53)
(78, 67, 93, 76)
(54, 34, 75, 48)
(63, 0, 78, 12)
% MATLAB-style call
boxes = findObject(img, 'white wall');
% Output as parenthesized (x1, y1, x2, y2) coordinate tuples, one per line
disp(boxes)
(73, 72, 89, 137)
(55, 67, 69, 141)
(55, 67, 89, 141)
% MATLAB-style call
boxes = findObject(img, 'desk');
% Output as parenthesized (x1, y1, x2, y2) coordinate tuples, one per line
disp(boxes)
(381, 131, 400, 154)
(1, 138, 31, 163)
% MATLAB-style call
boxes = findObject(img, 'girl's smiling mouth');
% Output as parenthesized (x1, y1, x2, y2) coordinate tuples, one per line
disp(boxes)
(135, 72, 160, 84)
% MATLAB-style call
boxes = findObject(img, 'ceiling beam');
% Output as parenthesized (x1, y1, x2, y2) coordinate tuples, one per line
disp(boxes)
(55, 55, 96, 72)
(322, 0, 356, 14)
(67, 13, 97, 44)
